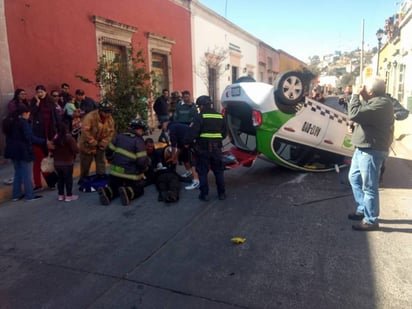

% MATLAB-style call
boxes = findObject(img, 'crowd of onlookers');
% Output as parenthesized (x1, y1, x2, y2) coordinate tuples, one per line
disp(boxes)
(3, 83, 105, 202)
(2, 84, 227, 206)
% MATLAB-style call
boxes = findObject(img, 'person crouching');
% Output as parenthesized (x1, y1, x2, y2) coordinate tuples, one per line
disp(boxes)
(98, 118, 149, 206)
(155, 146, 181, 203)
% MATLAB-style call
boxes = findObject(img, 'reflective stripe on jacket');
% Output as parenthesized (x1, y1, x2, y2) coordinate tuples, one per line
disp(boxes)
(196, 111, 225, 142)
(105, 131, 148, 179)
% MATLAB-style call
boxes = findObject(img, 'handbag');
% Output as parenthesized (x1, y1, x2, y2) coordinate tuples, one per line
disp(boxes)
(41, 154, 55, 173)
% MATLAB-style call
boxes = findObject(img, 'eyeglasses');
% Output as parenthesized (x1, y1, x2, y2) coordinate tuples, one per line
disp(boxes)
(19, 93, 27, 95)
(52, 94, 60, 97)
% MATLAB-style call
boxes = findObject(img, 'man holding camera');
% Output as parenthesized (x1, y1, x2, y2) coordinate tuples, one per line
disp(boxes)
(347, 77, 394, 231)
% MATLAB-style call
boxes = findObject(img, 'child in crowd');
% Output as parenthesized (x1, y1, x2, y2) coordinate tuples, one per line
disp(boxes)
(63, 94, 81, 139)
(52, 122, 79, 202)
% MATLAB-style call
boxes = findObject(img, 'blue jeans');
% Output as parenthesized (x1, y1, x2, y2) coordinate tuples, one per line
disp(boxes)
(348, 148, 388, 224)
(12, 160, 34, 200)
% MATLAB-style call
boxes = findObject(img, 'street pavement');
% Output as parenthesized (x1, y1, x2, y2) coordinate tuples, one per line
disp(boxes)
(0, 118, 411, 308)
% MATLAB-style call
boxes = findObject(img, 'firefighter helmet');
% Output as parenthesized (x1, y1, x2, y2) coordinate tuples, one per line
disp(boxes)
(129, 118, 148, 131)
(98, 99, 113, 113)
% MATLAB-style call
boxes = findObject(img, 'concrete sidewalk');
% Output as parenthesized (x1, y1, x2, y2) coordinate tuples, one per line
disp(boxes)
(0, 156, 84, 203)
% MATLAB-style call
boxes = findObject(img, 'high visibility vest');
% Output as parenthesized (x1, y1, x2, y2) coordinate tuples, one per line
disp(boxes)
(199, 113, 224, 140)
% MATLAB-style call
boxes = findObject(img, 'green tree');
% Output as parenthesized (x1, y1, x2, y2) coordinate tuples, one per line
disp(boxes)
(76, 47, 154, 133)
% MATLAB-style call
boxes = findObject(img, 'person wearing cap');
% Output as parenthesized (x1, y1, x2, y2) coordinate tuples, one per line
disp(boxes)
(191, 95, 227, 201)
(97, 118, 148, 206)
(78, 99, 115, 182)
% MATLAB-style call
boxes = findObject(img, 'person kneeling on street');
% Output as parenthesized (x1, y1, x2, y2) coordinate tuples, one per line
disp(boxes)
(144, 139, 180, 203)
(98, 118, 149, 206)
(155, 146, 181, 203)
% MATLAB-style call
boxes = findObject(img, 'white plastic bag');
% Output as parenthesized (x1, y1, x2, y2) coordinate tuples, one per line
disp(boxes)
(41, 155, 55, 173)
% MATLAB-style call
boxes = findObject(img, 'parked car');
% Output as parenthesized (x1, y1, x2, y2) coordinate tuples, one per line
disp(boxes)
(221, 71, 354, 172)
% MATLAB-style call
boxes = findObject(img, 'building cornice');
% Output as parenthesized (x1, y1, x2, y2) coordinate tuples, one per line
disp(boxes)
(190, 0, 258, 45)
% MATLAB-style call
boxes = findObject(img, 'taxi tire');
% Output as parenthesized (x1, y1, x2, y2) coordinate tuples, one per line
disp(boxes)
(274, 71, 305, 106)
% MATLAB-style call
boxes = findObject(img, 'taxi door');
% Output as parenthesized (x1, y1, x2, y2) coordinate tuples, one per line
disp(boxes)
(275, 97, 328, 149)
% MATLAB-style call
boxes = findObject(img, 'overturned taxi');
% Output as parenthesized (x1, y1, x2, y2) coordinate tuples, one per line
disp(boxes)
(221, 71, 354, 172)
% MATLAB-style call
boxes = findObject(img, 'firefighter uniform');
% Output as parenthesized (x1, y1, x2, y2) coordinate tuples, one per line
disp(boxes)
(191, 95, 227, 201)
(98, 119, 148, 206)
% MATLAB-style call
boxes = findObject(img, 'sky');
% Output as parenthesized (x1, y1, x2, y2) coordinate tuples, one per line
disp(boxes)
(199, 0, 401, 62)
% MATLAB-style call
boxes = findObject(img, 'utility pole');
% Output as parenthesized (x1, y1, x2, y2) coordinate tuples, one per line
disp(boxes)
(360, 19, 364, 85)
(225, 0, 228, 18)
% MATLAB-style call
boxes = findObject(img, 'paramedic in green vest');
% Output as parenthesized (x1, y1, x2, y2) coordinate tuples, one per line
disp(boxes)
(98, 118, 149, 206)
(191, 95, 227, 201)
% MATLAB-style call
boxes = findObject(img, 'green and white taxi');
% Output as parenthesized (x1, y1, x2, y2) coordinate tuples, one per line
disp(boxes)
(221, 71, 354, 172)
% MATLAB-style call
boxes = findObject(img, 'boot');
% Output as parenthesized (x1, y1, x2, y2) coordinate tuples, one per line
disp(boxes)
(98, 186, 111, 206)
(166, 191, 179, 203)
(158, 191, 168, 202)
(119, 186, 131, 206)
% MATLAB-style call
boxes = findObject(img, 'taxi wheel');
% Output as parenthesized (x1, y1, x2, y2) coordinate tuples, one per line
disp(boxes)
(274, 71, 305, 105)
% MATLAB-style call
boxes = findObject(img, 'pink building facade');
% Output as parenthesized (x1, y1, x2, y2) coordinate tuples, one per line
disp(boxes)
(1, 0, 192, 131)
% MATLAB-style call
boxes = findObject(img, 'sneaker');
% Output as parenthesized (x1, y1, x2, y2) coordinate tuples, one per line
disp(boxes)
(181, 170, 193, 178)
(58, 195, 65, 201)
(48, 186, 56, 190)
(348, 212, 365, 221)
(98, 187, 110, 206)
(12, 194, 25, 202)
(118, 187, 130, 206)
(33, 186, 43, 192)
(65, 195, 79, 202)
(218, 193, 226, 200)
(26, 195, 42, 201)
(4, 177, 14, 185)
(352, 220, 379, 231)
(185, 181, 199, 190)
(198, 194, 210, 202)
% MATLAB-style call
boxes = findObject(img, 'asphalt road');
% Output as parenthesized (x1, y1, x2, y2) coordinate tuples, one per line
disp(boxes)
(0, 139, 411, 309)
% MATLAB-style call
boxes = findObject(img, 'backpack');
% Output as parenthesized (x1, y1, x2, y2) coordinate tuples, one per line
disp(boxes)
(78, 174, 108, 192)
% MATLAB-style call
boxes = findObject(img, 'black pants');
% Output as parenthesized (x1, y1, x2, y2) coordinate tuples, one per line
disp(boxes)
(104, 175, 144, 201)
(195, 142, 225, 197)
(156, 172, 180, 194)
(55, 164, 74, 196)
(155, 171, 180, 202)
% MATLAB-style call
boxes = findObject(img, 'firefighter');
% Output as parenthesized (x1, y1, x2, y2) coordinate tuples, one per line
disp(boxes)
(78, 99, 115, 182)
(191, 95, 227, 201)
(98, 118, 149, 206)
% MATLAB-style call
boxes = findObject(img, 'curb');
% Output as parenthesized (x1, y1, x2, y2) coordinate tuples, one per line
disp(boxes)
(0, 161, 86, 204)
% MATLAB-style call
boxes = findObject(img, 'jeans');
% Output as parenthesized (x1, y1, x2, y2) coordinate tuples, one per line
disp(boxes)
(12, 160, 34, 200)
(348, 148, 388, 224)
